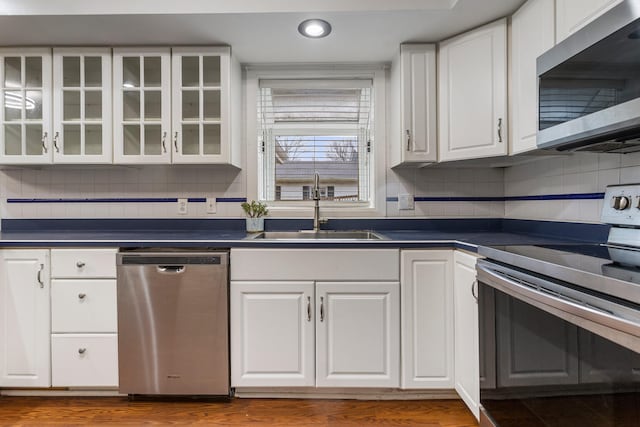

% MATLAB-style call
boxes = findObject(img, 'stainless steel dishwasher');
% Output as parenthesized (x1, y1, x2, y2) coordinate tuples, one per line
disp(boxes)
(116, 249, 229, 396)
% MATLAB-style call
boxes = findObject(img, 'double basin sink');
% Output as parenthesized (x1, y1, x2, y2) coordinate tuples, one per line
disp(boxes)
(245, 230, 386, 240)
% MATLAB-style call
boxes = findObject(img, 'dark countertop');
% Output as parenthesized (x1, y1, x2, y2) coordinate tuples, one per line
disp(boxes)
(0, 229, 589, 252)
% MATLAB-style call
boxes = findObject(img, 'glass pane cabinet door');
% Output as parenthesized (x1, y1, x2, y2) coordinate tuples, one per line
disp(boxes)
(0, 49, 52, 164)
(114, 48, 171, 164)
(53, 48, 112, 163)
(172, 47, 229, 164)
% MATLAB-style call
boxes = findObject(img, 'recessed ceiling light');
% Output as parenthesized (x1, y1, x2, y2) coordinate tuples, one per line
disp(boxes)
(298, 19, 332, 38)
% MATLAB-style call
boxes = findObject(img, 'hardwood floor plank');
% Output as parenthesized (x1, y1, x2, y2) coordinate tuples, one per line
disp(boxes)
(0, 397, 478, 426)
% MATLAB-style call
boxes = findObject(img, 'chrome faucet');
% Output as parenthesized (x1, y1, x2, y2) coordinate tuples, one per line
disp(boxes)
(312, 172, 321, 231)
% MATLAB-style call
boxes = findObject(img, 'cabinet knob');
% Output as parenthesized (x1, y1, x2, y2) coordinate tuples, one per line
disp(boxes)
(78, 293, 87, 300)
(76, 261, 86, 268)
(78, 348, 87, 355)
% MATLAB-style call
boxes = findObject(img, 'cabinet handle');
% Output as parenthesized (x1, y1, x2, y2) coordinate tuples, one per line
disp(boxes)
(76, 261, 85, 268)
(174, 131, 179, 153)
(78, 293, 86, 300)
(320, 296, 325, 322)
(78, 348, 87, 355)
(471, 280, 478, 302)
(306, 296, 311, 322)
(37, 263, 44, 288)
(161, 131, 167, 153)
(53, 131, 60, 153)
(41, 132, 48, 153)
(497, 118, 503, 143)
(406, 129, 411, 151)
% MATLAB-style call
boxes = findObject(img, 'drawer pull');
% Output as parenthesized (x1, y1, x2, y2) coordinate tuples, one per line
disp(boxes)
(76, 261, 86, 268)
(78, 293, 87, 300)
(78, 348, 87, 355)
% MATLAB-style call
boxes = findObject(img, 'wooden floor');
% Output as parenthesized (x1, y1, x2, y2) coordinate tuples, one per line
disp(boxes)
(0, 397, 478, 426)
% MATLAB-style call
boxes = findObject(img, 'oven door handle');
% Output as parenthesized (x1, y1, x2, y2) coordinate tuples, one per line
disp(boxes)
(476, 262, 640, 342)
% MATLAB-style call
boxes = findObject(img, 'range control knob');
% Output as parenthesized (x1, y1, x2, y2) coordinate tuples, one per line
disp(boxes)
(611, 196, 631, 210)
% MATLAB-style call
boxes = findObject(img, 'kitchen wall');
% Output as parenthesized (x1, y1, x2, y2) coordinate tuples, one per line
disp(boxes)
(504, 151, 640, 223)
(0, 166, 246, 219)
(3, 151, 639, 223)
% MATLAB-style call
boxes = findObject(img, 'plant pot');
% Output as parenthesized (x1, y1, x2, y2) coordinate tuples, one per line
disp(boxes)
(246, 217, 265, 233)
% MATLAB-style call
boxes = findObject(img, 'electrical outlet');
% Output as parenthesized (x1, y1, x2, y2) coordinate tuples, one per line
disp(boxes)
(398, 193, 415, 210)
(177, 198, 188, 215)
(206, 197, 217, 214)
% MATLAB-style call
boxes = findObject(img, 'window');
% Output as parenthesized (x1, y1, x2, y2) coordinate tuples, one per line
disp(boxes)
(257, 79, 373, 204)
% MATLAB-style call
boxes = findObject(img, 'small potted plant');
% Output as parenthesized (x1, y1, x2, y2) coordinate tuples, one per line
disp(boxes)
(241, 200, 269, 233)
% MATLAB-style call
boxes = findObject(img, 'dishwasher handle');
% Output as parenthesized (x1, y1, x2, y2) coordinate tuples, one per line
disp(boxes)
(157, 265, 186, 274)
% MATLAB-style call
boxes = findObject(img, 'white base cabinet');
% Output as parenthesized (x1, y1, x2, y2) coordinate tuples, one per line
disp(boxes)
(231, 281, 315, 387)
(0, 249, 50, 388)
(230, 249, 400, 389)
(453, 250, 481, 420)
(50, 248, 118, 388)
(400, 250, 454, 389)
(316, 282, 399, 388)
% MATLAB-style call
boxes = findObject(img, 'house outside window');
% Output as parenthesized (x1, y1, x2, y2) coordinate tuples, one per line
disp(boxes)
(257, 79, 373, 205)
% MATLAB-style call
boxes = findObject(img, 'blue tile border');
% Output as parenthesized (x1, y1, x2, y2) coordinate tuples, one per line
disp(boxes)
(386, 193, 605, 202)
(7, 197, 247, 204)
(7, 193, 604, 204)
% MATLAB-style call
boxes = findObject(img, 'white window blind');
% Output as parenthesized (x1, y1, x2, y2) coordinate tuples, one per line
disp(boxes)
(258, 79, 373, 203)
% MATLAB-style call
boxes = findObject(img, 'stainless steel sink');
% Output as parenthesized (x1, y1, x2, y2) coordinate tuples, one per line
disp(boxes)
(245, 230, 387, 240)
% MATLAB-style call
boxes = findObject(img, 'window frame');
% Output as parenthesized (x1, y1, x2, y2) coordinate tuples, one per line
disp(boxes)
(245, 65, 387, 217)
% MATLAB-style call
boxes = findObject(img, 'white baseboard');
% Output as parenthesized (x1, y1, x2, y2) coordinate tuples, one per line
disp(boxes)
(1, 389, 122, 397)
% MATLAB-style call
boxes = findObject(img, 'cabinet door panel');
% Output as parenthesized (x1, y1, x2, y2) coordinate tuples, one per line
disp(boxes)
(401, 250, 454, 389)
(0, 249, 50, 387)
(556, 0, 623, 43)
(53, 48, 112, 164)
(510, 0, 555, 154)
(231, 281, 315, 387)
(453, 251, 480, 419)
(171, 47, 230, 164)
(316, 281, 399, 388)
(438, 19, 507, 161)
(0, 49, 52, 165)
(113, 48, 171, 164)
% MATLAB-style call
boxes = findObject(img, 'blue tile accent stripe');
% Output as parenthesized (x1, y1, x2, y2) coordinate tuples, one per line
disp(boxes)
(7, 197, 247, 204)
(386, 193, 605, 202)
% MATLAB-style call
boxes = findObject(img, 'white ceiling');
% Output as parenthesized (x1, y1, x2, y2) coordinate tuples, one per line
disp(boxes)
(0, 0, 527, 63)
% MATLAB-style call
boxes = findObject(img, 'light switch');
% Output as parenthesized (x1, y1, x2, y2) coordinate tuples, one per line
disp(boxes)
(398, 193, 414, 210)
(206, 197, 217, 214)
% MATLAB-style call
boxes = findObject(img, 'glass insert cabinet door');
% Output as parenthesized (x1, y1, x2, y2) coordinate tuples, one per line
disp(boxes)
(53, 48, 112, 164)
(0, 48, 53, 164)
(171, 47, 229, 164)
(113, 47, 171, 164)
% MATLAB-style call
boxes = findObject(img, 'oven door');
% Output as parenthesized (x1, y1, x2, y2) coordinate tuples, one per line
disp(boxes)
(476, 259, 640, 427)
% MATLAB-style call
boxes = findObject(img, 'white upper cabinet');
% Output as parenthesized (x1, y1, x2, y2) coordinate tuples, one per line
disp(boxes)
(555, 0, 624, 43)
(113, 47, 172, 164)
(390, 44, 437, 167)
(510, 0, 556, 155)
(0, 48, 52, 164)
(438, 19, 508, 162)
(53, 48, 112, 164)
(172, 47, 239, 166)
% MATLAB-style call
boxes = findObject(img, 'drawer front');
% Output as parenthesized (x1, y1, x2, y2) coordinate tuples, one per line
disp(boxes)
(51, 334, 118, 387)
(51, 248, 117, 278)
(51, 279, 117, 333)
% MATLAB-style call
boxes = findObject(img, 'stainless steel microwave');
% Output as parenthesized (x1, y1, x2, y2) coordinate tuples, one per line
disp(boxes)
(537, 0, 640, 153)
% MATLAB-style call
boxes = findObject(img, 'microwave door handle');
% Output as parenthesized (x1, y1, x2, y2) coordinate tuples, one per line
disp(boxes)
(476, 263, 640, 343)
